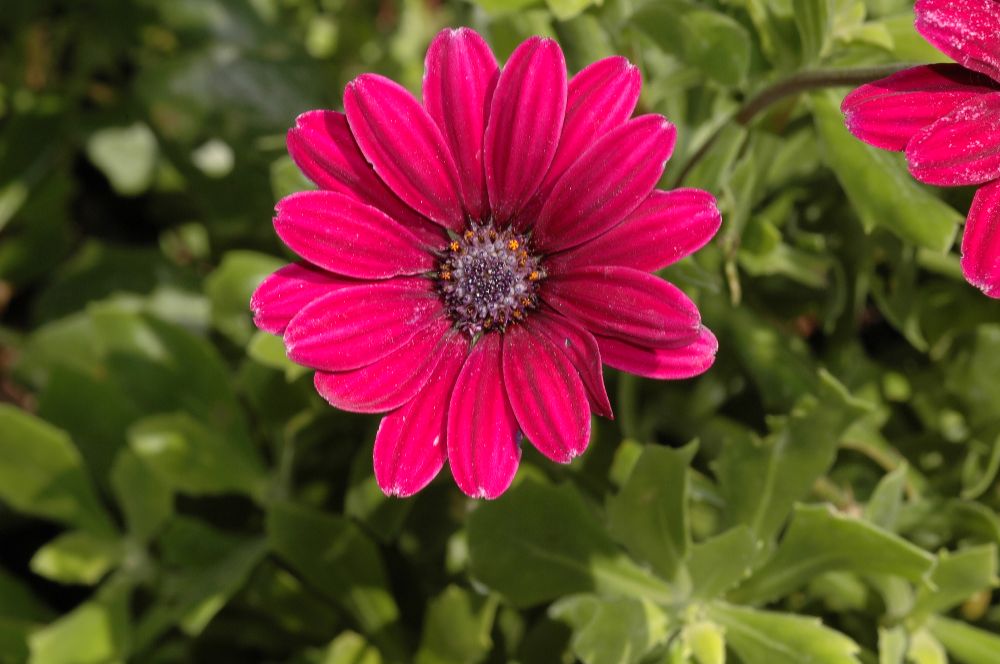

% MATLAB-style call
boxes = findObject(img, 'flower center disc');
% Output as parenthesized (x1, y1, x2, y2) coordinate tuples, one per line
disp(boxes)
(437, 223, 545, 336)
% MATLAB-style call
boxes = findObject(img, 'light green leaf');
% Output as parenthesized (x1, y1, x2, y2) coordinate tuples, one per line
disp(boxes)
(684, 620, 726, 664)
(0, 405, 114, 535)
(864, 463, 908, 531)
(28, 578, 131, 664)
(794, 0, 834, 62)
(549, 594, 670, 664)
(320, 632, 383, 664)
(110, 448, 173, 542)
(928, 615, 1000, 664)
(878, 626, 907, 664)
(606, 443, 697, 580)
(709, 602, 860, 664)
(688, 526, 759, 600)
(246, 330, 308, 380)
(416, 586, 498, 664)
(732, 504, 935, 603)
(85, 123, 158, 196)
(545, 0, 599, 21)
(30, 531, 122, 586)
(907, 629, 947, 664)
(468, 480, 680, 608)
(205, 250, 283, 345)
(812, 91, 960, 252)
(913, 545, 998, 617)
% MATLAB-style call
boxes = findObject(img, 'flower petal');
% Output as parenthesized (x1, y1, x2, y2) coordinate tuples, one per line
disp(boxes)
(274, 191, 434, 278)
(543, 267, 701, 348)
(961, 179, 1000, 298)
(250, 262, 358, 335)
(915, 0, 1000, 83)
(503, 324, 590, 463)
(841, 64, 999, 151)
(906, 92, 1000, 185)
(598, 326, 718, 380)
(447, 334, 521, 499)
(485, 37, 567, 223)
(423, 28, 499, 221)
(528, 310, 611, 418)
(549, 189, 721, 273)
(286, 110, 443, 244)
(344, 74, 465, 230)
(373, 335, 469, 497)
(533, 115, 677, 252)
(313, 318, 456, 413)
(284, 278, 442, 371)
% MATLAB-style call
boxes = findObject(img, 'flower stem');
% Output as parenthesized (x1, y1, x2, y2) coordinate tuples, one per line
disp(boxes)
(675, 63, 911, 185)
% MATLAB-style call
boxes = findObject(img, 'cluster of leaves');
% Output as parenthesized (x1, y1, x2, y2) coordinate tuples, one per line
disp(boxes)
(1, 0, 999, 662)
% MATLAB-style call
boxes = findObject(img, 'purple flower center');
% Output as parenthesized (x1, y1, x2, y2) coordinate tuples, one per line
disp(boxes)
(437, 222, 545, 336)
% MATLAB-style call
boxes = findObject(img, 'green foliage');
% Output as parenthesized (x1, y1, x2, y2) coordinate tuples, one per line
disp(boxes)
(1, 0, 1000, 662)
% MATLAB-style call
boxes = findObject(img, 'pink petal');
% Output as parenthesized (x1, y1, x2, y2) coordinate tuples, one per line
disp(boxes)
(447, 334, 521, 499)
(906, 92, 1000, 186)
(484, 37, 567, 224)
(286, 110, 443, 245)
(961, 179, 1000, 298)
(841, 64, 999, 151)
(549, 189, 721, 273)
(374, 335, 469, 497)
(344, 74, 465, 230)
(313, 318, 456, 413)
(274, 191, 434, 278)
(532, 115, 677, 252)
(250, 262, 358, 335)
(542, 266, 701, 349)
(598, 326, 718, 380)
(423, 28, 499, 221)
(528, 310, 612, 418)
(503, 325, 591, 463)
(284, 278, 442, 371)
(915, 0, 1000, 83)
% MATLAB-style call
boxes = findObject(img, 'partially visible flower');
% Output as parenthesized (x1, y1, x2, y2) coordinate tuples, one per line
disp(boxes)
(252, 28, 721, 498)
(841, 0, 1000, 298)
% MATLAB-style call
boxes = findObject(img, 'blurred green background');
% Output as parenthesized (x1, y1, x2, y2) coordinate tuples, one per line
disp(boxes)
(1, 0, 1000, 662)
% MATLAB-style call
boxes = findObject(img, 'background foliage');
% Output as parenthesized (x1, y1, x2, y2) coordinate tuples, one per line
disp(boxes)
(1, 0, 999, 662)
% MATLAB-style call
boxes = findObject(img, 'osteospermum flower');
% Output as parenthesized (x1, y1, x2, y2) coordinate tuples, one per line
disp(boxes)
(251, 28, 721, 498)
(841, 0, 1000, 297)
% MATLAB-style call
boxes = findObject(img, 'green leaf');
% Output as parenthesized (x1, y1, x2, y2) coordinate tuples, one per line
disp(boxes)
(713, 372, 868, 540)
(85, 123, 158, 196)
(634, 2, 751, 85)
(0, 405, 114, 535)
(416, 586, 498, 664)
(110, 448, 173, 542)
(913, 545, 998, 617)
(606, 443, 697, 580)
(30, 531, 123, 586)
(708, 602, 860, 664)
(812, 91, 960, 252)
(907, 629, 947, 664)
(28, 578, 131, 664)
(864, 463, 908, 531)
(545, 0, 599, 21)
(320, 632, 383, 664)
(878, 626, 907, 664)
(731, 504, 935, 603)
(928, 615, 1000, 664)
(549, 594, 670, 664)
(684, 620, 726, 664)
(128, 413, 267, 500)
(205, 250, 282, 346)
(687, 526, 759, 600)
(468, 480, 680, 608)
(793, 0, 834, 62)
(247, 330, 308, 380)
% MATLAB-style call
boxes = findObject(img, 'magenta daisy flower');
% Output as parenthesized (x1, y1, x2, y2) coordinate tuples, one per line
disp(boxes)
(841, 0, 1000, 297)
(251, 28, 721, 498)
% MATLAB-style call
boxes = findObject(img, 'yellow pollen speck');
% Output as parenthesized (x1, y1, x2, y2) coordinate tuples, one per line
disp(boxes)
(529, 271, 540, 281)
(520, 297, 531, 307)
(440, 271, 451, 281)
(489, 230, 497, 241)
(512, 310, 523, 319)
(507, 239, 519, 251)
(449, 241, 460, 252)
(463, 230, 474, 241)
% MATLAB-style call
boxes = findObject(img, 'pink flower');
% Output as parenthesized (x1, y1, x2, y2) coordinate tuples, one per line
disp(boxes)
(251, 28, 721, 498)
(841, 0, 1000, 298)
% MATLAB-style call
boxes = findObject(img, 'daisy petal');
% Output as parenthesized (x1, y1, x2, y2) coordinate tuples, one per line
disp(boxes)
(543, 267, 701, 349)
(250, 262, 358, 335)
(533, 115, 677, 252)
(550, 189, 721, 273)
(841, 64, 999, 151)
(274, 191, 434, 278)
(528, 310, 611, 418)
(374, 335, 469, 497)
(424, 28, 499, 221)
(286, 111, 442, 244)
(962, 179, 1000, 298)
(503, 325, 590, 463)
(285, 278, 442, 371)
(314, 319, 455, 413)
(906, 92, 1000, 186)
(598, 326, 718, 380)
(447, 334, 521, 499)
(485, 37, 567, 223)
(915, 0, 1000, 83)
(345, 74, 465, 230)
